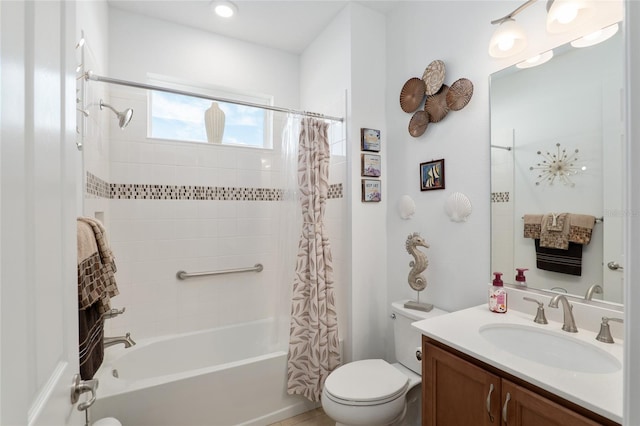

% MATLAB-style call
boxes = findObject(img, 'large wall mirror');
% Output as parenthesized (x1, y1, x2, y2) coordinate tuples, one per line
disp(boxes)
(490, 26, 624, 306)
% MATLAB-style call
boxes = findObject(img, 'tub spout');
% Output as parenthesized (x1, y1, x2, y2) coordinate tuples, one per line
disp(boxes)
(104, 332, 136, 349)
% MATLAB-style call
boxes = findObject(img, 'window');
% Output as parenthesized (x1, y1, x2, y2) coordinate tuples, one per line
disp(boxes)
(148, 78, 273, 149)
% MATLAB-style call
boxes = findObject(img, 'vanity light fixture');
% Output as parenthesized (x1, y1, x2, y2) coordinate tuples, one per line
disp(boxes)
(211, 0, 238, 18)
(489, 18, 528, 58)
(546, 0, 595, 34)
(516, 50, 554, 69)
(489, 0, 599, 58)
(488, 0, 536, 58)
(571, 23, 619, 48)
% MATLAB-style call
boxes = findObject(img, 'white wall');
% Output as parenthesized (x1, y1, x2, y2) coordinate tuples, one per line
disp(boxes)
(347, 3, 389, 361)
(108, 8, 299, 109)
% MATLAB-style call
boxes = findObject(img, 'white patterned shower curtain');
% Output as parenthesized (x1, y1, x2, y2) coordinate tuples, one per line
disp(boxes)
(286, 117, 340, 402)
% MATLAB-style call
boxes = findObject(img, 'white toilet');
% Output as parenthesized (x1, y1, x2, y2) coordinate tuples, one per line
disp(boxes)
(321, 300, 447, 426)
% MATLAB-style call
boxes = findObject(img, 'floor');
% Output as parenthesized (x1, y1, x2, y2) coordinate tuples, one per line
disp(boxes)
(267, 407, 334, 426)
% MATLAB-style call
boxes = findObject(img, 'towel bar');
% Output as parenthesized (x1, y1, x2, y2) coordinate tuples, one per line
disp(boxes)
(520, 216, 603, 222)
(176, 264, 263, 280)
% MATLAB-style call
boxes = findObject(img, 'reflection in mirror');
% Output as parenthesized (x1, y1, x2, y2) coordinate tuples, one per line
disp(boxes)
(490, 27, 624, 305)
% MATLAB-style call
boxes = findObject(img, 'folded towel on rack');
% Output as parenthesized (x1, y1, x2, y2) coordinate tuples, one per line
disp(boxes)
(77, 217, 119, 314)
(523, 214, 543, 239)
(77, 217, 119, 379)
(540, 213, 570, 249)
(535, 239, 583, 276)
(524, 213, 597, 248)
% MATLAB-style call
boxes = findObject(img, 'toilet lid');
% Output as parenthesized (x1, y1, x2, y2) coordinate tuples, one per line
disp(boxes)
(324, 359, 409, 404)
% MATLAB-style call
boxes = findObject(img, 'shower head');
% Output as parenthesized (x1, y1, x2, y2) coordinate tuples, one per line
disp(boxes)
(100, 99, 133, 129)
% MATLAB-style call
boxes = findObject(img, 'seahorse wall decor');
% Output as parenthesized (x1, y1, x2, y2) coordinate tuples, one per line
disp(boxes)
(406, 232, 429, 292)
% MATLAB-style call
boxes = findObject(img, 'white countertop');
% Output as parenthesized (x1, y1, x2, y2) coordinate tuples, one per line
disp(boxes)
(412, 304, 623, 423)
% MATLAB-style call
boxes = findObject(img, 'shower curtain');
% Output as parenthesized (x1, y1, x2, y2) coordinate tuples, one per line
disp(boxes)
(286, 117, 340, 402)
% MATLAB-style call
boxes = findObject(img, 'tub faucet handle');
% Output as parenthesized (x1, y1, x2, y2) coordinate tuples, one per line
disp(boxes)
(523, 297, 548, 324)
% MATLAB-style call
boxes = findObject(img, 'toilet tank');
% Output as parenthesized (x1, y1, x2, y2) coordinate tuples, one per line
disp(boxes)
(391, 300, 448, 375)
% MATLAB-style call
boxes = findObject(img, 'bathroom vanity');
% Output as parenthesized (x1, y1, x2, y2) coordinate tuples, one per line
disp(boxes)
(413, 305, 622, 426)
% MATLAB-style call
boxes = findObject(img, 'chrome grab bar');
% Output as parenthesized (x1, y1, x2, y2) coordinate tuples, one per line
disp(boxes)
(176, 263, 263, 280)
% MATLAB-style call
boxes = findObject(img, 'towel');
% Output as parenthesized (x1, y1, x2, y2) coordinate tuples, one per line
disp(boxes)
(77, 217, 119, 379)
(524, 213, 596, 247)
(535, 239, 583, 276)
(540, 213, 570, 249)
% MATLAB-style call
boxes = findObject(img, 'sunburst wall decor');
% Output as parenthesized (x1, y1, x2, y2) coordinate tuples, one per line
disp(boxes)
(529, 142, 581, 187)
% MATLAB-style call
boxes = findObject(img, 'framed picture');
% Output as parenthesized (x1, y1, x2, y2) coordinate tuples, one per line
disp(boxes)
(362, 179, 381, 202)
(420, 159, 445, 191)
(361, 153, 381, 177)
(361, 128, 381, 152)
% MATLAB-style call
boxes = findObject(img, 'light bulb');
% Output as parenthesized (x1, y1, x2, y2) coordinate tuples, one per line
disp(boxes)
(214, 4, 234, 17)
(498, 37, 515, 52)
(556, 5, 578, 24)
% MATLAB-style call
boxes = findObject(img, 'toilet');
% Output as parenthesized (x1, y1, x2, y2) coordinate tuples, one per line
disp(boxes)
(321, 300, 447, 426)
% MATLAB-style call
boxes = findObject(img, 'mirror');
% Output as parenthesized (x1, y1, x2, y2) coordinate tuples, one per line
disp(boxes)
(490, 27, 624, 305)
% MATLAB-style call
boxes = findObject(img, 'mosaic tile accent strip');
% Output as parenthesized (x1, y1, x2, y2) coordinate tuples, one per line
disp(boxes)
(491, 192, 510, 203)
(86, 172, 111, 198)
(111, 184, 284, 201)
(328, 183, 343, 199)
(87, 172, 344, 201)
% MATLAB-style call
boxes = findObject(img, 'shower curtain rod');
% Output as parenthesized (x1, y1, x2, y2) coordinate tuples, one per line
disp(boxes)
(85, 71, 344, 123)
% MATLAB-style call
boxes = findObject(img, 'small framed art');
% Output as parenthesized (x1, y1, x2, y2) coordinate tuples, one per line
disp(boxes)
(361, 128, 381, 152)
(361, 153, 381, 177)
(362, 179, 381, 202)
(420, 159, 445, 191)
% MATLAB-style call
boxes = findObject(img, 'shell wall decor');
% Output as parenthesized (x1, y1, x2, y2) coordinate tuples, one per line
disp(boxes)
(445, 192, 472, 222)
(399, 60, 474, 138)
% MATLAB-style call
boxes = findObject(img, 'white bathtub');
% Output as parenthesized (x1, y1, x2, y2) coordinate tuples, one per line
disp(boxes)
(92, 319, 317, 426)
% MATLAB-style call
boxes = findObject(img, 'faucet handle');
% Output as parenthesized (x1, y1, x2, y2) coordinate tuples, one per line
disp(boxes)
(596, 316, 623, 344)
(523, 297, 548, 324)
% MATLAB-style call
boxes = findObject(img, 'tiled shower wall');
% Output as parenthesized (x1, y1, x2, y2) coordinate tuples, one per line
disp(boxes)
(87, 87, 347, 341)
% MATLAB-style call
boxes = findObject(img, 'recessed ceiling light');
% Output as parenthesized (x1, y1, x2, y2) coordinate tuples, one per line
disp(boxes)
(211, 1, 237, 18)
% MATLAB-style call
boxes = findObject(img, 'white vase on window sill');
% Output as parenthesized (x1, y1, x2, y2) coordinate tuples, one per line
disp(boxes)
(205, 102, 225, 144)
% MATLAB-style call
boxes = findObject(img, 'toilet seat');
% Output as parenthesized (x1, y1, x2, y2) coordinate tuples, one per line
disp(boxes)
(323, 359, 409, 406)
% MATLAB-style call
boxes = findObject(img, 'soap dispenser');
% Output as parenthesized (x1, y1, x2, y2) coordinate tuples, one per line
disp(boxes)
(515, 268, 528, 287)
(489, 272, 507, 313)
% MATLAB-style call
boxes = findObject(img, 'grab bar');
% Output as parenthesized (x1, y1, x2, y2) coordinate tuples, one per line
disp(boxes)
(176, 263, 263, 280)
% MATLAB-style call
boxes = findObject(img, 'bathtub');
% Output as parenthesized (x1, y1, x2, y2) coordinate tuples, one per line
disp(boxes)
(91, 319, 317, 426)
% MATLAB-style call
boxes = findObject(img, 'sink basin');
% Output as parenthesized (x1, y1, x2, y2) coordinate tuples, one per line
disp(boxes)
(479, 323, 621, 374)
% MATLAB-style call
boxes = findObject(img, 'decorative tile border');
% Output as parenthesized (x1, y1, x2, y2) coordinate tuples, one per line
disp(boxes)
(491, 192, 510, 203)
(87, 172, 344, 201)
(86, 172, 111, 198)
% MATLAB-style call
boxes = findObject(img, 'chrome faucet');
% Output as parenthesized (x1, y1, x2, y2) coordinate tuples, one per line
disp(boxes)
(103, 332, 136, 349)
(548, 294, 578, 332)
(584, 284, 603, 301)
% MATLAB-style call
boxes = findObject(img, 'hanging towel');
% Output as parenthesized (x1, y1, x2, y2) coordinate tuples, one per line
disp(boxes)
(540, 213, 570, 249)
(535, 239, 583, 276)
(77, 217, 119, 380)
(523, 214, 543, 239)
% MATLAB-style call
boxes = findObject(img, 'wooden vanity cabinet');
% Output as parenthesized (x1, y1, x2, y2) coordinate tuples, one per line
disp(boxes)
(422, 337, 619, 426)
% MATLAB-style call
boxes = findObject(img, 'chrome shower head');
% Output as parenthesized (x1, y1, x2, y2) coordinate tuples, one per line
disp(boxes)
(100, 99, 133, 129)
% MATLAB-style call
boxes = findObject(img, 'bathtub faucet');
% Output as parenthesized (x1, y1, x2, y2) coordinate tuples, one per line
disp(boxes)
(104, 332, 136, 349)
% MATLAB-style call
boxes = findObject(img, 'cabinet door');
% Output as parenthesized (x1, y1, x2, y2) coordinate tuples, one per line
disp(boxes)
(424, 343, 501, 426)
(501, 380, 601, 426)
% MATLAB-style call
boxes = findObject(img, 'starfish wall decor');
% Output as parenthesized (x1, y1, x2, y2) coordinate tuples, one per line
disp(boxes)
(529, 142, 581, 187)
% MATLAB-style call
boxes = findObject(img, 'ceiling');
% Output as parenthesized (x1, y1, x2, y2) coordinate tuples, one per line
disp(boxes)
(107, 0, 402, 54)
